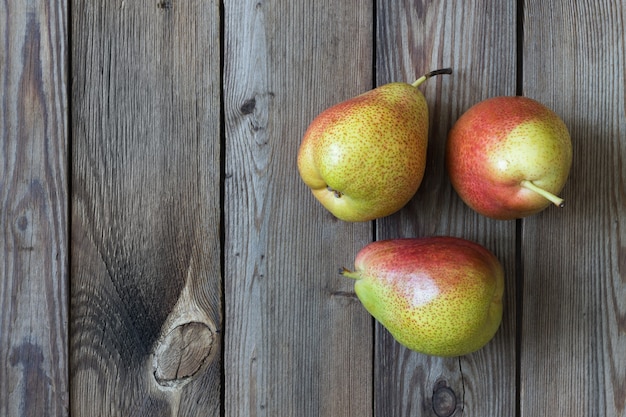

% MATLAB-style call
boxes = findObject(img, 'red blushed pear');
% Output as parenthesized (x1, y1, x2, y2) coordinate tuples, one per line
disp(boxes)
(297, 69, 452, 222)
(446, 96, 573, 220)
(341, 237, 504, 357)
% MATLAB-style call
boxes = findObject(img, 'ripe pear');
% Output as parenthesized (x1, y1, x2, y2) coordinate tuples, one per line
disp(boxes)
(446, 96, 572, 220)
(341, 237, 504, 357)
(297, 69, 452, 222)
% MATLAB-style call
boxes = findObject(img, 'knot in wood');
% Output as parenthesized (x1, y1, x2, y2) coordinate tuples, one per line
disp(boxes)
(153, 322, 216, 388)
(432, 381, 457, 417)
(240, 97, 256, 115)
(17, 215, 28, 231)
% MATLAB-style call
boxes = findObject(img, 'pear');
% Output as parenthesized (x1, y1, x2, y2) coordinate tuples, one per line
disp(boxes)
(446, 96, 573, 219)
(341, 237, 504, 357)
(297, 69, 452, 222)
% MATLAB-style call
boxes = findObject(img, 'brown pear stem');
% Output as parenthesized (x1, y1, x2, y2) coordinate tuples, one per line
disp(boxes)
(520, 180, 565, 207)
(339, 267, 361, 280)
(411, 68, 453, 88)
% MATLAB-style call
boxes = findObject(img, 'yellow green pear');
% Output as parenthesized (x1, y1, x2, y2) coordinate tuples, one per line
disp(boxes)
(297, 69, 452, 222)
(341, 237, 504, 357)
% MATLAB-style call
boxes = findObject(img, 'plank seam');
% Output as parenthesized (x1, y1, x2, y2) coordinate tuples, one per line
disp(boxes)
(67, 0, 74, 414)
(515, 1, 525, 417)
(372, 3, 378, 416)
(218, 1, 227, 416)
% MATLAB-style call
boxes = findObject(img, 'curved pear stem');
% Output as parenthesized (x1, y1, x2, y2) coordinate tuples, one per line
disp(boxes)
(339, 267, 361, 280)
(520, 180, 565, 207)
(411, 68, 453, 88)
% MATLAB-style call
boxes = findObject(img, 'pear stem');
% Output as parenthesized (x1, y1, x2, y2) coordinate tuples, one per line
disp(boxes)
(411, 68, 453, 88)
(339, 267, 361, 280)
(520, 180, 565, 207)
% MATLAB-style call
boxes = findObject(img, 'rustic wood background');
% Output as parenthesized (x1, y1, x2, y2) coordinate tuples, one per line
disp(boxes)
(1, 0, 625, 416)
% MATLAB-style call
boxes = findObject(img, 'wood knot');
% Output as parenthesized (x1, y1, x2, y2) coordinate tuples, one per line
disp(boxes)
(153, 322, 217, 388)
(240, 97, 256, 115)
(17, 216, 29, 231)
(432, 380, 457, 417)
(157, 1, 171, 9)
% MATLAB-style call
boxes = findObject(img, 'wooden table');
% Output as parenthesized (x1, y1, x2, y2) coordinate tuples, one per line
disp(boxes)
(2, 1, 625, 416)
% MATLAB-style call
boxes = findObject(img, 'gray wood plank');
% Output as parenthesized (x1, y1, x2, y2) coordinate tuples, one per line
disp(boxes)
(70, 1, 222, 415)
(223, 1, 374, 415)
(521, 2, 626, 416)
(0, 1, 69, 415)
(375, 1, 518, 415)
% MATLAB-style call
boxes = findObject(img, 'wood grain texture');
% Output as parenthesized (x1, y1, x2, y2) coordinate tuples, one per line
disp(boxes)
(70, 0, 222, 415)
(223, 1, 374, 416)
(521, 2, 626, 416)
(0, 1, 69, 416)
(375, 1, 517, 415)
(3, 1, 625, 415)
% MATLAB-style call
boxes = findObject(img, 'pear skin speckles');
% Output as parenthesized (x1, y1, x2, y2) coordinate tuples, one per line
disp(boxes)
(349, 237, 504, 357)
(297, 82, 429, 222)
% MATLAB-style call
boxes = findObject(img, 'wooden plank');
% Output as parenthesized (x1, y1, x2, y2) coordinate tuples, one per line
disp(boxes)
(70, 0, 222, 415)
(375, 1, 518, 415)
(521, 2, 626, 416)
(0, 1, 69, 415)
(223, 1, 374, 415)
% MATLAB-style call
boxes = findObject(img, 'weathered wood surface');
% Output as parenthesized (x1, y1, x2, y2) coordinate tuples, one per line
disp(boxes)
(375, 2, 518, 416)
(223, 1, 374, 415)
(70, 0, 222, 415)
(520, 2, 626, 416)
(2, 0, 626, 416)
(0, 1, 69, 416)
